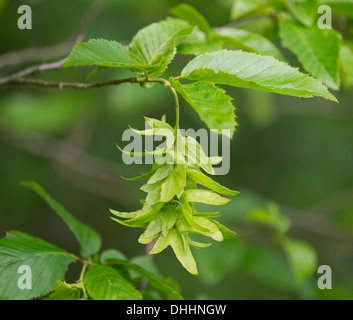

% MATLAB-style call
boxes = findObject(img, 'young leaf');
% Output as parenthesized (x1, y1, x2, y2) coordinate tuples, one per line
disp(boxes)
(129, 18, 193, 76)
(180, 50, 337, 101)
(187, 169, 239, 196)
(216, 28, 286, 62)
(22, 181, 101, 259)
(285, 0, 318, 27)
(170, 79, 237, 138)
(0, 231, 76, 300)
(279, 17, 341, 90)
(170, 4, 212, 37)
(84, 265, 142, 300)
(64, 39, 144, 70)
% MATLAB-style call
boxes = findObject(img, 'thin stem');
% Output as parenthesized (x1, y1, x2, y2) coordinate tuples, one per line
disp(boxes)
(1, 76, 172, 90)
(4, 77, 137, 89)
(79, 262, 88, 299)
(170, 87, 180, 132)
(79, 263, 88, 282)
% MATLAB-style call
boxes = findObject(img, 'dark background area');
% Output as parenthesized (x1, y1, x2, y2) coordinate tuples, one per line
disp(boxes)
(0, 0, 352, 299)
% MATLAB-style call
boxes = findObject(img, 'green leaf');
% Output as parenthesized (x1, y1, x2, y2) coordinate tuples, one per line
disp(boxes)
(104, 259, 183, 300)
(129, 18, 193, 76)
(279, 17, 341, 90)
(22, 181, 101, 259)
(216, 28, 286, 62)
(64, 39, 144, 70)
(283, 238, 318, 284)
(170, 4, 212, 37)
(0, 231, 76, 300)
(183, 189, 231, 205)
(187, 169, 239, 196)
(286, 0, 318, 27)
(180, 49, 337, 101)
(171, 79, 237, 138)
(84, 264, 142, 300)
(45, 281, 82, 300)
(160, 164, 186, 202)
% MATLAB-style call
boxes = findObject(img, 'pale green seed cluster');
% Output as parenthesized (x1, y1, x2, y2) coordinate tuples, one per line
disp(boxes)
(111, 117, 238, 274)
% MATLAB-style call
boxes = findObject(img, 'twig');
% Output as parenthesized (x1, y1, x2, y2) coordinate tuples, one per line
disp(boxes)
(0, 58, 69, 85)
(0, 76, 173, 90)
(1, 76, 139, 89)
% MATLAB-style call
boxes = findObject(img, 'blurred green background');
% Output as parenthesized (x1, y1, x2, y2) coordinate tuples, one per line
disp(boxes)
(1, 0, 352, 300)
